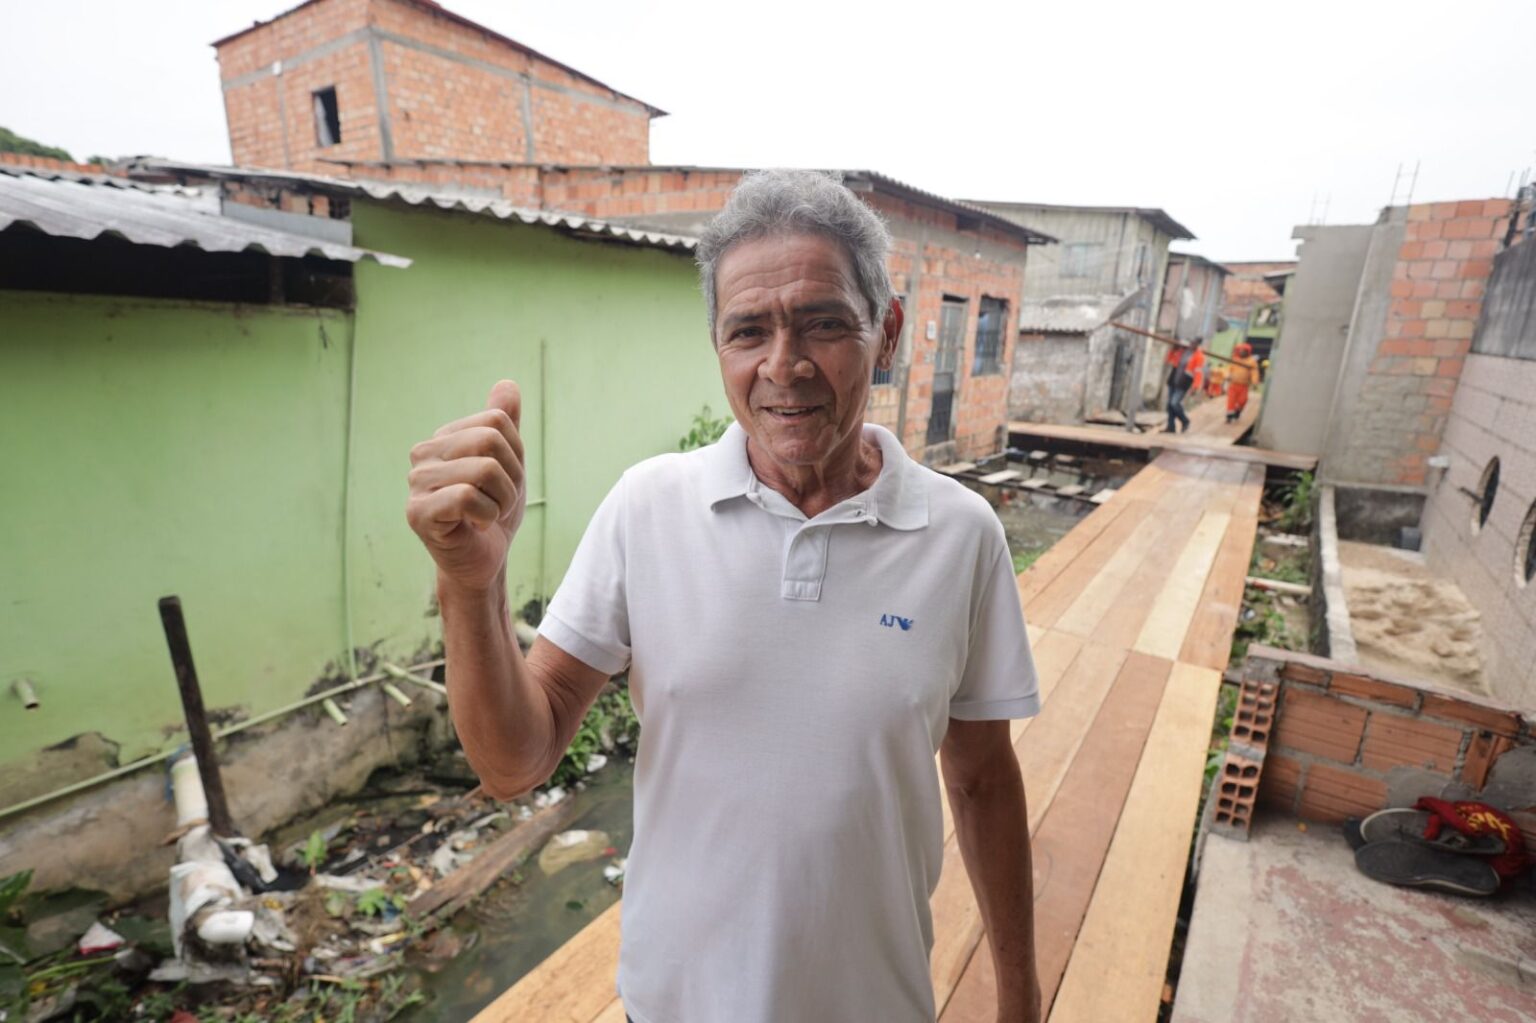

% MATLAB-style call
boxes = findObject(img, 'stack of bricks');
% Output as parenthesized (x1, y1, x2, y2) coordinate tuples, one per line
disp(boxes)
(1210, 675, 1279, 838)
(1356, 199, 1514, 486)
(1241, 646, 1534, 848)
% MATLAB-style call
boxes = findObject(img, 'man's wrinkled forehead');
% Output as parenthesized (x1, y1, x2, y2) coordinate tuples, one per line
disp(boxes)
(713, 232, 864, 323)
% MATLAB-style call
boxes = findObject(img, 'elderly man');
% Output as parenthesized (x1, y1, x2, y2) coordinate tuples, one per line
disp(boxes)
(406, 170, 1041, 1023)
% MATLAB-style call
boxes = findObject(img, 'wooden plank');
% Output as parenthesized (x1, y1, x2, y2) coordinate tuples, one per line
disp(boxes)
(409, 800, 579, 922)
(933, 641, 1126, 1014)
(939, 652, 1175, 1021)
(1088, 492, 1215, 653)
(1055, 484, 1084, 497)
(1025, 497, 1161, 628)
(938, 461, 978, 475)
(1089, 488, 1115, 504)
(592, 998, 628, 1023)
(1006, 419, 1315, 472)
(1021, 478, 1049, 490)
(1132, 509, 1232, 661)
(1015, 498, 1133, 608)
(1179, 465, 1265, 670)
(979, 469, 1023, 484)
(1048, 663, 1224, 1023)
(473, 902, 622, 1023)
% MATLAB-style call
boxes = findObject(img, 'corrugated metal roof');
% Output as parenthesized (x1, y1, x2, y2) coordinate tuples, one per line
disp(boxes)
(0, 164, 410, 267)
(1016, 294, 1127, 333)
(964, 200, 1197, 242)
(125, 159, 699, 254)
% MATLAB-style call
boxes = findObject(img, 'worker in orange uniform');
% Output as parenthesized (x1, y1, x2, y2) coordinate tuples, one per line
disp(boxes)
(1162, 337, 1206, 433)
(1226, 341, 1259, 424)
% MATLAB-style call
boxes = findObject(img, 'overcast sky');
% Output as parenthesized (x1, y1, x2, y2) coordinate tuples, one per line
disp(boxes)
(3, 0, 1532, 260)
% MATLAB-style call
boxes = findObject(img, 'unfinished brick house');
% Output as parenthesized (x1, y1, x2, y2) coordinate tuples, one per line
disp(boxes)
(212, 0, 1051, 464)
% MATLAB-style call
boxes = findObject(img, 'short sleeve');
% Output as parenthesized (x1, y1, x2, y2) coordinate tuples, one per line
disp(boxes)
(949, 542, 1040, 721)
(538, 475, 631, 676)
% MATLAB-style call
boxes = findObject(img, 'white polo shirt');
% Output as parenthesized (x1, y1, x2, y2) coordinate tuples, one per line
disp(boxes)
(540, 422, 1039, 1023)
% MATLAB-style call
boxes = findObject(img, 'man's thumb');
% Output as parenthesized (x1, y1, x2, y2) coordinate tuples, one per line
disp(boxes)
(487, 379, 521, 428)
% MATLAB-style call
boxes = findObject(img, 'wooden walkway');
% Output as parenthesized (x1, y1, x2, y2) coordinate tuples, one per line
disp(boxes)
(474, 417, 1268, 1023)
(1010, 393, 1316, 474)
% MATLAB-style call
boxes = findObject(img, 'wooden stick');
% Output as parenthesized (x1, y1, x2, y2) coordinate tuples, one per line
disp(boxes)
(1109, 321, 1245, 367)
(407, 798, 581, 923)
(1245, 576, 1310, 597)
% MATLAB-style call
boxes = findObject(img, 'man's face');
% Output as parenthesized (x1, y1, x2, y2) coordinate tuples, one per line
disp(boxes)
(712, 233, 899, 471)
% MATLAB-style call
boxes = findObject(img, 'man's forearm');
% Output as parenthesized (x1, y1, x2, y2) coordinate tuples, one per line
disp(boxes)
(437, 571, 557, 797)
(949, 761, 1041, 1022)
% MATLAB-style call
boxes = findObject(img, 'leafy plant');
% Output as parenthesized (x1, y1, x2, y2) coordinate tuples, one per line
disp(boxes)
(355, 888, 406, 917)
(301, 829, 328, 873)
(1276, 471, 1314, 533)
(550, 684, 639, 788)
(678, 406, 732, 452)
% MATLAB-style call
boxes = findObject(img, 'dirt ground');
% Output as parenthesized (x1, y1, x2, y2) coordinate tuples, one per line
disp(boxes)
(1337, 540, 1488, 696)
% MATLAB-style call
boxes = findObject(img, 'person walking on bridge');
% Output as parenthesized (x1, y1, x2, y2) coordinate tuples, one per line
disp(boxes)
(406, 170, 1043, 1023)
(1162, 336, 1206, 434)
(1225, 341, 1259, 424)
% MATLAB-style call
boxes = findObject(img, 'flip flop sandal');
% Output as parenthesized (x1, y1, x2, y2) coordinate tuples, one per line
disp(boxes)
(1359, 807, 1506, 855)
(1355, 841, 1500, 896)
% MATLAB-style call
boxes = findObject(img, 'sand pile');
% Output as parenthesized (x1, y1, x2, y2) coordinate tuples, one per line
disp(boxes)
(1338, 541, 1487, 696)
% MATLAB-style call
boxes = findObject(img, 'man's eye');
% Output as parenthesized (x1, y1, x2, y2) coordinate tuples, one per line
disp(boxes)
(729, 327, 764, 342)
(808, 318, 846, 333)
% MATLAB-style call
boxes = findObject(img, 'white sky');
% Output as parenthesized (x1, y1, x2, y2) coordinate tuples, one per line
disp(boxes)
(3, 0, 1532, 260)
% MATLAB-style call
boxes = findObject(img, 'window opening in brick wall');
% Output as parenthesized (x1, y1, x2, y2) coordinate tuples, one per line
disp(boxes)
(972, 296, 1007, 376)
(1062, 242, 1102, 279)
(1516, 499, 1536, 589)
(313, 87, 341, 147)
(927, 296, 968, 444)
(1472, 456, 1500, 534)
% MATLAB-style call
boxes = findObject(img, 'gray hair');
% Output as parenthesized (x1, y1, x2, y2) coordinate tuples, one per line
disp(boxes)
(696, 169, 894, 341)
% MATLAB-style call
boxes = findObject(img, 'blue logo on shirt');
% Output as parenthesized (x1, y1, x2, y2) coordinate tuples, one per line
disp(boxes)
(879, 614, 914, 631)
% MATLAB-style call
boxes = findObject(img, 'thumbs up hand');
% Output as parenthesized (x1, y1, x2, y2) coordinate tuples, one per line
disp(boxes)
(406, 380, 528, 593)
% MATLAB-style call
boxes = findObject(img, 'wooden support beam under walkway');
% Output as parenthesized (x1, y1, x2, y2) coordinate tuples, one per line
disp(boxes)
(473, 425, 1271, 1023)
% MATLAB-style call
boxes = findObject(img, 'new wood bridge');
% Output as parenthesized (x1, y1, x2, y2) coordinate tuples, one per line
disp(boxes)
(474, 395, 1313, 1023)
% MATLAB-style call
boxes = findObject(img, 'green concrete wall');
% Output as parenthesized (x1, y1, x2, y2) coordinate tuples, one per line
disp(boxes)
(0, 203, 721, 811)
(0, 294, 354, 794)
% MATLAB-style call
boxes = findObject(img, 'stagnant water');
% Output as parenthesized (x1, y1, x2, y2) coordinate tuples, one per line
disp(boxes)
(400, 760, 635, 1022)
(405, 478, 1108, 1020)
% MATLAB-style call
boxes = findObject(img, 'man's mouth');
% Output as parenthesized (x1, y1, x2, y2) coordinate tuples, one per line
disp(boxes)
(762, 404, 822, 420)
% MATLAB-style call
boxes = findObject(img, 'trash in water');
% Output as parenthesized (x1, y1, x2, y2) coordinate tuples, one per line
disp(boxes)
(538, 830, 612, 876)
(77, 920, 126, 954)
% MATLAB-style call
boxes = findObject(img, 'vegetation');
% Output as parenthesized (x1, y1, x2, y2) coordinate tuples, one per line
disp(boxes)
(1274, 471, 1315, 533)
(0, 126, 73, 162)
(1011, 548, 1046, 576)
(678, 405, 732, 451)
(550, 682, 638, 789)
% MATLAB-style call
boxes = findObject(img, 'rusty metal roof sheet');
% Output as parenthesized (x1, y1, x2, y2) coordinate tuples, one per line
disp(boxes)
(0, 164, 410, 267)
(125, 159, 699, 253)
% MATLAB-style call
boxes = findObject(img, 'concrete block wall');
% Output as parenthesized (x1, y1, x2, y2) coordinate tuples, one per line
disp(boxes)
(1009, 333, 1091, 424)
(216, 0, 651, 174)
(1345, 200, 1513, 486)
(1245, 648, 1534, 850)
(1420, 336, 1536, 708)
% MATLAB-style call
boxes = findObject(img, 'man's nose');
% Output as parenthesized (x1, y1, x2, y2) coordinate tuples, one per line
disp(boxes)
(759, 329, 814, 386)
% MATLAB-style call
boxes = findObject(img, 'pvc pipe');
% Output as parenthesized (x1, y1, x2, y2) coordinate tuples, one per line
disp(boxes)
(0, 658, 444, 822)
(170, 755, 209, 828)
(321, 697, 348, 726)
(380, 681, 412, 707)
(11, 678, 38, 710)
(381, 662, 447, 696)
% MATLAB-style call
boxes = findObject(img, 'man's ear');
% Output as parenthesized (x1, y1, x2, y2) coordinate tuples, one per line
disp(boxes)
(877, 297, 904, 369)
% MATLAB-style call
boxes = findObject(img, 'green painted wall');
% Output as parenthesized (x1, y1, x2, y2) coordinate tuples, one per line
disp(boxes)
(0, 294, 353, 778)
(344, 200, 723, 660)
(0, 203, 722, 809)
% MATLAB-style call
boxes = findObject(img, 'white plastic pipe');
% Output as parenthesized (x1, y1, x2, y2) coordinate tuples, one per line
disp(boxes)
(170, 755, 208, 829)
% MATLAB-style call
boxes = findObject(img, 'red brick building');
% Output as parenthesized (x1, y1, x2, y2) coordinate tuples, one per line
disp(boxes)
(213, 0, 1050, 463)
(214, 0, 660, 175)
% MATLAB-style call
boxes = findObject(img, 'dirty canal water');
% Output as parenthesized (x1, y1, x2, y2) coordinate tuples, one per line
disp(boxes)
(398, 761, 634, 1022)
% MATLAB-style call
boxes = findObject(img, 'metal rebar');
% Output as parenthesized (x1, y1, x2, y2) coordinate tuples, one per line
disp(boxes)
(157, 596, 237, 838)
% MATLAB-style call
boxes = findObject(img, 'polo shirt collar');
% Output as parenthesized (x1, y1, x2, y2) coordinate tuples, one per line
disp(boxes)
(702, 421, 929, 530)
